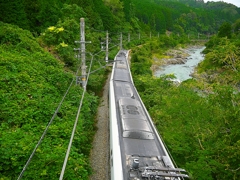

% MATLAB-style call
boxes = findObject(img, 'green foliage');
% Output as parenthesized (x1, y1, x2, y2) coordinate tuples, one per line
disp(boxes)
(203, 35, 221, 53)
(0, 22, 99, 179)
(200, 21, 240, 77)
(134, 70, 240, 180)
(130, 36, 240, 179)
(1, 0, 240, 39)
(37, 0, 62, 31)
(131, 54, 152, 75)
(207, 40, 239, 71)
(93, 0, 115, 31)
(159, 35, 178, 49)
(87, 68, 108, 95)
(61, 3, 86, 22)
(39, 6, 83, 67)
(1, 0, 240, 179)
(0, 0, 29, 30)
(233, 18, 240, 35)
(0, 22, 42, 53)
(218, 22, 232, 39)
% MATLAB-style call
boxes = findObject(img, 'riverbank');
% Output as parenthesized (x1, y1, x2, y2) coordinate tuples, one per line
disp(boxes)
(152, 45, 205, 82)
(151, 45, 204, 73)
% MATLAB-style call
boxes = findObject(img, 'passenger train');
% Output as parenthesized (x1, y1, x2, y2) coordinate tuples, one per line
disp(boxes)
(109, 50, 189, 180)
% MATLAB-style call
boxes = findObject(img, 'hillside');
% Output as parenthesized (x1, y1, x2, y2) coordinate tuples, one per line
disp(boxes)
(0, 0, 240, 179)
(1, 0, 240, 35)
(0, 21, 100, 179)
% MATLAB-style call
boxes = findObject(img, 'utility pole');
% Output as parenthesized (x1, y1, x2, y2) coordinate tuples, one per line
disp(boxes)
(106, 31, 109, 63)
(128, 32, 130, 42)
(74, 18, 90, 89)
(120, 32, 122, 50)
(80, 18, 86, 90)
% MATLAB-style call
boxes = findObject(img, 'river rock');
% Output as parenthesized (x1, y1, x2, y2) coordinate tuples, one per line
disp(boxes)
(163, 48, 190, 65)
(166, 58, 186, 65)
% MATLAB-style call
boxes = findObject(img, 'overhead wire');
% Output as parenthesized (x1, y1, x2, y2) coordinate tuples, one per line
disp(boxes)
(17, 62, 82, 180)
(17, 80, 75, 180)
(16, 17, 165, 178)
(59, 54, 94, 180)
(17, 24, 160, 180)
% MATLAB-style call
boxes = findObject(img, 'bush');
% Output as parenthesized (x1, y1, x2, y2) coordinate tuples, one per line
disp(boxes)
(0, 22, 98, 179)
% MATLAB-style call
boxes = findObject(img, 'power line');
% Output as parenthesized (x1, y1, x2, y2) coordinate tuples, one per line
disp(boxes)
(17, 50, 83, 179)
(17, 78, 75, 180)
(59, 54, 94, 180)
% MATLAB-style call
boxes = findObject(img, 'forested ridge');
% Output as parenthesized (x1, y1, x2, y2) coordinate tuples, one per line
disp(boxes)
(0, 0, 239, 179)
(1, 0, 240, 35)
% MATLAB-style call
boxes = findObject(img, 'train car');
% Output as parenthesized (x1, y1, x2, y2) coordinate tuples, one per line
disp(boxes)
(109, 50, 189, 180)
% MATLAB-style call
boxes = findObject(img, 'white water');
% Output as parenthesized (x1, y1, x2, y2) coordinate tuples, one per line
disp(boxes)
(154, 47, 205, 82)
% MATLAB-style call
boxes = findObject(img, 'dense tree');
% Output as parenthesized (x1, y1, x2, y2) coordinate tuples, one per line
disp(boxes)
(0, 0, 29, 30)
(233, 18, 240, 34)
(1, 0, 240, 36)
(92, 0, 115, 31)
(121, 0, 134, 22)
(218, 22, 232, 38)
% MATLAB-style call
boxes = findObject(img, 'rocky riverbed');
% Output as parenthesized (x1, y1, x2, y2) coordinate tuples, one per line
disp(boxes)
(151, 45, 204, 72)
(152, 46, 205, 81)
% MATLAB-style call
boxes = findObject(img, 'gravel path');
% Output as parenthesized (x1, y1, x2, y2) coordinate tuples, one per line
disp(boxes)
(89, 74, 110, 180)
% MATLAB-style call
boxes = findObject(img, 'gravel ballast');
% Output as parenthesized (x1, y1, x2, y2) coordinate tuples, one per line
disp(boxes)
(89, 74, 110, 180)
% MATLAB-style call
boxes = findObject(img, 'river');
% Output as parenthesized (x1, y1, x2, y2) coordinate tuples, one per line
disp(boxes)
(154, 46, 205, 82)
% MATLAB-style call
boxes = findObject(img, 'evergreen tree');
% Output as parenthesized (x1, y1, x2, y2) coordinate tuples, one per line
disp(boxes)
(122, 0, 132, 22)
(0, 0, 29, 29)
(93, 0, 115, 31)
(218, 22, 232, 38)
(233, 18, 240, 34)
(36, 0, 62, 32)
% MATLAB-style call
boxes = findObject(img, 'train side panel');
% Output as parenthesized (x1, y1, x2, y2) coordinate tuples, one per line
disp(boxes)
(109, 54, 124, 180)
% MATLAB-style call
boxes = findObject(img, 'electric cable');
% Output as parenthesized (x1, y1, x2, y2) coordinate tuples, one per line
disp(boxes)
(59, 54, 94, 180)
(17, 63, 82, 180)
(17, 79, 75, 180)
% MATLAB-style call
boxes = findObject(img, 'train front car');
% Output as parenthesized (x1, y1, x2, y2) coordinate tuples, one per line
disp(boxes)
(109, 50, 189, 180)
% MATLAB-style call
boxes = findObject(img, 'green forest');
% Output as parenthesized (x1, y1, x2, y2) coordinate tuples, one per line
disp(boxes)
(0, 0, 240, 179)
